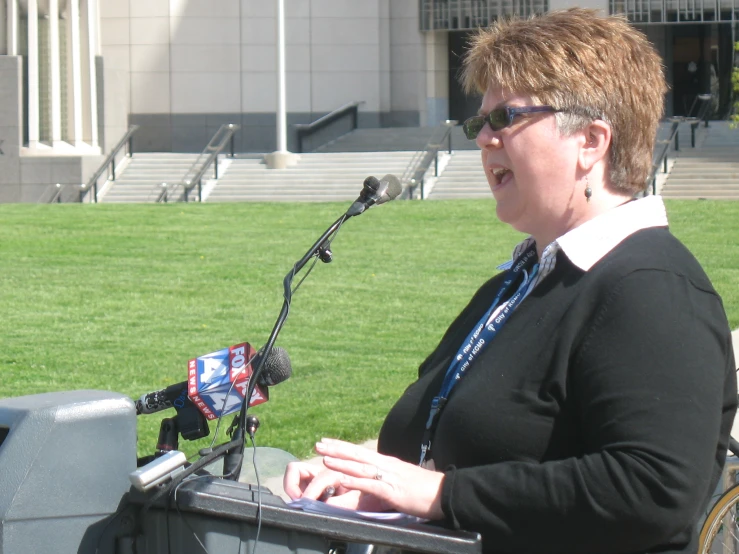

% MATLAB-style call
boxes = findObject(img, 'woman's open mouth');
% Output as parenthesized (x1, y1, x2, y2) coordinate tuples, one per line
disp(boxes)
(490, 167, 513, 188)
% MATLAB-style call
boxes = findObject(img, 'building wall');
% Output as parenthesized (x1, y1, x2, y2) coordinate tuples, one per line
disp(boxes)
(0, 56, 23, 201)
(422, 31, 449, 126)
(0, 55, 103, 202)
(388, 0, 427, 125)
(99, 0, 131, 156)
(98, 0, 429, 153)
(0, 0, 701, 203)
(549, 0, 608, 12)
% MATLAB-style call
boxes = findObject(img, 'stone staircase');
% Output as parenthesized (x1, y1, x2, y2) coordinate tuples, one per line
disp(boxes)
(99, 121, 739, 204)
(205, 151, 416, 202)
(318, 125, 487, 201)
(99, 126, 460, 203)
(427, 121, 685, 200)
(425, 150, 491, 200)
(661, 121, 739, 200)
(100, 153, 201, 203)
(430, 120, 739, 201)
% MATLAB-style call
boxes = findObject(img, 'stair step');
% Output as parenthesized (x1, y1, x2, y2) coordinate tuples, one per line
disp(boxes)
(207, 194, 358, 202)
(101, 121, 739, 202)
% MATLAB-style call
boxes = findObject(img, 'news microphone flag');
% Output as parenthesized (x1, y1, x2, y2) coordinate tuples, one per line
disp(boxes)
(187, 342, 268, 421)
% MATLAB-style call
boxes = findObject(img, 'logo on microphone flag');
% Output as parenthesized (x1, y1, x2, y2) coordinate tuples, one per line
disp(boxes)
(187, 342, 268, 420)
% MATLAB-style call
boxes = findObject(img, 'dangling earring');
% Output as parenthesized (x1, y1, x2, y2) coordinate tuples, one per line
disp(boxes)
(584, 177, 592, 203)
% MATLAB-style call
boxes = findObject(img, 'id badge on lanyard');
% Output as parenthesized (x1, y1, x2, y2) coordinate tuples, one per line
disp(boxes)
(418, 246, 539, 467)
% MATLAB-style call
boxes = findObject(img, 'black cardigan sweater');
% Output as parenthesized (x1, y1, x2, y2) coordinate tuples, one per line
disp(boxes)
(378, 227, 737, 554)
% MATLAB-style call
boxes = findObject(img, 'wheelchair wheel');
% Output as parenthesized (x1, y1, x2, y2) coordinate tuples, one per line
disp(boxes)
(699, 484, 739, 554)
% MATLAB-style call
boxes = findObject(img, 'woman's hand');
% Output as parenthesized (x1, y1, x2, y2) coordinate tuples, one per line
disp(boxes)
(282, 461, 387, 512)
(282, 462, 350, 503)
(313, 438, 445, 520)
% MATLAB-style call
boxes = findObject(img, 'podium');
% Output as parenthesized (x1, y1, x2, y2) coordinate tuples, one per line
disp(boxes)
(0, 391, 482, 554)
(124, 477, 481, 553)
(0, 390, 137, 554)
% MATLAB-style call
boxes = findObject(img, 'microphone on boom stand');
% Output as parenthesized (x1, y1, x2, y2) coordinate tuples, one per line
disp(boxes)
(223, 174, 403, 482)
(141, 174, 402, 490)
(346, 174, 402, 217)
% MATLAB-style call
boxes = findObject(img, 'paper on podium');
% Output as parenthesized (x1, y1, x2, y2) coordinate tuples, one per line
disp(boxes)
(287, 497, 427, 525)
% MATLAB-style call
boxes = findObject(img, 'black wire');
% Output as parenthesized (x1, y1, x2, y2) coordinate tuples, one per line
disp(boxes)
(227, 223, 336, 452)
(237, 220, 342, 442)
(173, 473, 219, 554)
(140, 438, 240, 520)
(151, 212, 351, 551)
(290, 220, 344, 297)
(132, 211, 355, 554)
(165, 483, 173, 554)
(166, 436, 263, 554)
(248, 434, 262, 554)
(237, 212, 349, 446)
(209, 348, 263, 448)
(291, 255, 320, 296)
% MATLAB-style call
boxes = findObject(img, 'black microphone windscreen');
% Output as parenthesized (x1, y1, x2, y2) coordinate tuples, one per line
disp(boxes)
(258, 347, 293, 386)
(363, 176, 381, 192)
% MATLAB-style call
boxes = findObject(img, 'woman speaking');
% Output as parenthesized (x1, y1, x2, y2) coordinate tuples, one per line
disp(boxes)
(284, 9, 737, 554)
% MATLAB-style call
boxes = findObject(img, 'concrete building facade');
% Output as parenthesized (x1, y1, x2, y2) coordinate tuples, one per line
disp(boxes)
(99, 0, 432, 153)
(0, 0, 735, 202)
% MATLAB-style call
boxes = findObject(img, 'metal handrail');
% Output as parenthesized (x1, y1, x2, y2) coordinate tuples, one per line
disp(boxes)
(294, 101, 364, 153)
(156, 123, 240, 203)
(39, 182, 97, 204)
(400, 120, 457, 200)
(647, 119, 681, 195)
(685, 94, 712, 147)
(646, 94, 713, 196)
(81, 125, 139, 203)
(38, 183, 66, 203)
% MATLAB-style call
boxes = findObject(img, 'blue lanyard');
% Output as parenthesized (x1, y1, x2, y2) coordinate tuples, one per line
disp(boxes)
(419, 245, 539, 466)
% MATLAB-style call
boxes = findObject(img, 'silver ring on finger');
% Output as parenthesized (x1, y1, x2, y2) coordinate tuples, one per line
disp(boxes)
(374, 467, 383, 481)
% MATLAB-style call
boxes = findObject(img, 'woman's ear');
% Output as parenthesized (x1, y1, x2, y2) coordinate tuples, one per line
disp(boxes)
(578, 119, 611, 172)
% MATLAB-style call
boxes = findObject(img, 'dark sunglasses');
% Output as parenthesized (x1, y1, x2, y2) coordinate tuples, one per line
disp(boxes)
(462, 105, 559, 140)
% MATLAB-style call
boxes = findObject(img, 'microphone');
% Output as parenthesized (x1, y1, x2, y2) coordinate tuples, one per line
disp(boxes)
(346, 174, 402, 217)
(257, 346, 292, 386)
(135, 346, 292, 416)
(135, 381, 188, 415)
(188, 344, 292, 420)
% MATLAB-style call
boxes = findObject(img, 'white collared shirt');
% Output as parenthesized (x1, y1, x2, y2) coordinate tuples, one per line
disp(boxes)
(488, 195, 669, 324)
(556, 194, 668, 271)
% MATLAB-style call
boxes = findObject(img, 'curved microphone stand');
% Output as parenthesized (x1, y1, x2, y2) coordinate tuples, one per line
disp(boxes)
(225, 212, 352, 477)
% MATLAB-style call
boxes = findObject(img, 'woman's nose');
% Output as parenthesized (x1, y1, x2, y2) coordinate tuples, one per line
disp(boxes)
(475, 124, 502, 149)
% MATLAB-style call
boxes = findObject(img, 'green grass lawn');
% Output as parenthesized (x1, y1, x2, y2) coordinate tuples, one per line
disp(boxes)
(0, 199, 737, 459)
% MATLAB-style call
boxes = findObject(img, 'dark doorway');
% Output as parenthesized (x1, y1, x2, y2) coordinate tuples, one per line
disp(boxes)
(715, 22, 733, 118)
(671, 24, 731, 118)
(448, 31, 482, 124)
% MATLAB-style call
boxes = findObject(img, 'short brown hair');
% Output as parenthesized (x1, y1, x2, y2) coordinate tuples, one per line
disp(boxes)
(461, 8, 667, 194)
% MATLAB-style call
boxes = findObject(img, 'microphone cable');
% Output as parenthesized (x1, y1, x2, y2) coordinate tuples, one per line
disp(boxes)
(168, 424, 263, 554)
(149, 187, 376, 552)
(206, 347, 263, 452)
(164, 344, 293, 553)
(283, 215, 346, 309)
(247, 430, 264, 554)
(238, 214, 349, 435)
(222, 216, 348, 554)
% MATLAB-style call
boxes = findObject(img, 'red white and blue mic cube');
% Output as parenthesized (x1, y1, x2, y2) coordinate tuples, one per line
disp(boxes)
(187, 342, 268, 420)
